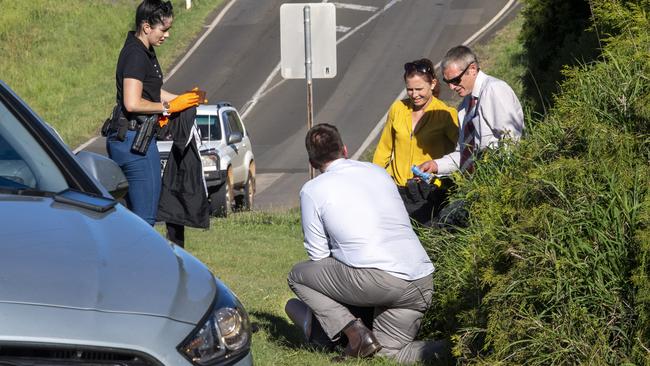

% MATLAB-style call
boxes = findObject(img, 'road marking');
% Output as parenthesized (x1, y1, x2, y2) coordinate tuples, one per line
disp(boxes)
(351, 0, 519, 160)
(164, 0, 238, 82)
(333, 3, 378, 12)
(240, 0, 404, 120)
(74, 135, 98, 153)
(337, 25, 351, 33)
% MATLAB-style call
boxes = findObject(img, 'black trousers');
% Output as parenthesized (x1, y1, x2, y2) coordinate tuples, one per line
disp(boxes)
(166, 222, 185, 247)
(397, 180, 449, 227)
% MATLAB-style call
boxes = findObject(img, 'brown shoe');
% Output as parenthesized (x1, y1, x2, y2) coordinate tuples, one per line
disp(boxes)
(341, 319, 382, 358)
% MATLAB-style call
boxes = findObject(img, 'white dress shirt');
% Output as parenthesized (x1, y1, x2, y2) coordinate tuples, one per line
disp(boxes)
(300, 158, 435, 280)
(435, 70, 524, 174)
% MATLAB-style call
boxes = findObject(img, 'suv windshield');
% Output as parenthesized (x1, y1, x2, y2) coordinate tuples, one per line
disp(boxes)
(0, 99, 68, 193)
(196, 115, 222, 141)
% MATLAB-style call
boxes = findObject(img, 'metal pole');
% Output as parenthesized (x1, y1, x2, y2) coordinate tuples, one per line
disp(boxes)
(304, 5, 314, 180)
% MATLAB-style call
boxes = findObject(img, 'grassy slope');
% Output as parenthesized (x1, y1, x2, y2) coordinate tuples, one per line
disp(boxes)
(0, 0, 224, 148)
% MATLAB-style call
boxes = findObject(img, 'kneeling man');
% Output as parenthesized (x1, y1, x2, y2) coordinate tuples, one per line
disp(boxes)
(287, 123, 442, 364)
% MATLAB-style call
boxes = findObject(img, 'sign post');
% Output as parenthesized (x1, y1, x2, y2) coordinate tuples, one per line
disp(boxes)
(280, 3, 337, 179)
(304, 6, 314, 178)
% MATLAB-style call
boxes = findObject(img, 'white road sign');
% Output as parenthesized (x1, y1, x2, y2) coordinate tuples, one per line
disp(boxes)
(280, 3, 337, 79)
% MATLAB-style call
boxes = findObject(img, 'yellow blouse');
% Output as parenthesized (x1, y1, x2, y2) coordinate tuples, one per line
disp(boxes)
(372, 97, 458, 186)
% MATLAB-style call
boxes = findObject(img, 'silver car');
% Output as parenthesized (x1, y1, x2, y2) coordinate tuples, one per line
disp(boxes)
(0, 80, 253, 366)
(157, 103, 255, 217)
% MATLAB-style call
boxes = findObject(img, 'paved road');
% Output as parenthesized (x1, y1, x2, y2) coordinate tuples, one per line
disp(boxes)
(82, 0, 520, 211)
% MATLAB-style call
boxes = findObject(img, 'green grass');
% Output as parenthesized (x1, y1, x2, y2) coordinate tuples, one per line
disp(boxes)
(0, 0, 225, 148)
(160, 211, 403, 366)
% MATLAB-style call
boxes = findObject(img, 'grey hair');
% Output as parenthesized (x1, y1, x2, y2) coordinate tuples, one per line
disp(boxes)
(441, 45, 479, 71)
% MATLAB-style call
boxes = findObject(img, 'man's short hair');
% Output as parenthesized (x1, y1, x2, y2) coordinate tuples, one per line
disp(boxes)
(441, 45, 479, 71)
(305, 123, 345, 170)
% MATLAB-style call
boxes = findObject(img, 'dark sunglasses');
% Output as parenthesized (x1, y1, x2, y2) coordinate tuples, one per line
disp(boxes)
(443, 62, 474, 85)
(404, 61, 433, 77)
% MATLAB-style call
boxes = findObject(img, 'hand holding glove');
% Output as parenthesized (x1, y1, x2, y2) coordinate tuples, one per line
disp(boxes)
(168, 92, 200, 113)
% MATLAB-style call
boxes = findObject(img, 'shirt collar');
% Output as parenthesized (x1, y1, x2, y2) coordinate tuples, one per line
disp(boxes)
(471, 70, 487, 99)
(323, 158, 346, 172)
(127, 31, 156, 58)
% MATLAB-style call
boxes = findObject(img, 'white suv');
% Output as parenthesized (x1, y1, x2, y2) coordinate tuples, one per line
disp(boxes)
(157, 103, 255, 217)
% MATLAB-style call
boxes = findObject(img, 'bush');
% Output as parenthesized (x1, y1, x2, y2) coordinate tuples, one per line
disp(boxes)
(519, 0, 601, 113)
(421, 1, 650, 364)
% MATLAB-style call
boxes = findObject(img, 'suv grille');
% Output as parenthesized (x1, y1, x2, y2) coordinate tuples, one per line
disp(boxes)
(0, 345, 161, 366)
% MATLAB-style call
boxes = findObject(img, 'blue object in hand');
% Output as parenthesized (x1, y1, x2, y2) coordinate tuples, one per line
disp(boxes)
(411, 165, 432, 182)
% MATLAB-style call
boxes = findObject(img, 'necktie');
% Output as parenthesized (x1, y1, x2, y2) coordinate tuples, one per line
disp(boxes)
(459, 96, 478, 173)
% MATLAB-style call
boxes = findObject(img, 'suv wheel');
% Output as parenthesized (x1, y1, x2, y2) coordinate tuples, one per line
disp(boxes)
(210, 168, 234, 217)
(236, 162, 255, 211)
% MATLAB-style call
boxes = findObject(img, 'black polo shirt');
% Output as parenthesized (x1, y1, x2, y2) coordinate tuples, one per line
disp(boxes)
(115, 31, 163, 105)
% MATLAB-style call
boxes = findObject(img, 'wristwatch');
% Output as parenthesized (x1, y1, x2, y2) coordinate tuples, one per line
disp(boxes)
(162, 101, 170, 116)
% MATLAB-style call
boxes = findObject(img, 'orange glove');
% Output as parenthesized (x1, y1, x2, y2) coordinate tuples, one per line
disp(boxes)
(158, 115, 169, 128)
(168, 92, 200, 113)
(187, 86, 208, 104)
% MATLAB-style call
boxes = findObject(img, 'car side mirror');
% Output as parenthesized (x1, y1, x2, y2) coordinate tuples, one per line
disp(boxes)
(227, 132, 243, 145)
(75, 151, 129, 199)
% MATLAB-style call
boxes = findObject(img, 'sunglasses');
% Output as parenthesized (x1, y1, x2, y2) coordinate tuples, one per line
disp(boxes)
(404, 61, 433, 77)
(443, 62, 474, 85)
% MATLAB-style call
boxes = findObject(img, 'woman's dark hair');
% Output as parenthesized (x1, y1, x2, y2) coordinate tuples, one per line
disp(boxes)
(135, 0, 174, 32)
(305, 124, 345, 170)
(403, 58, 441, 98)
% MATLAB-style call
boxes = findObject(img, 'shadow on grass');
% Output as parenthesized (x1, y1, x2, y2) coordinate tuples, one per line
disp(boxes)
(249, 310, 305, 348)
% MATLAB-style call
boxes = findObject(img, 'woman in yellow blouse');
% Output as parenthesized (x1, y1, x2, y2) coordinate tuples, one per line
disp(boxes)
(373, 58, 458, 225)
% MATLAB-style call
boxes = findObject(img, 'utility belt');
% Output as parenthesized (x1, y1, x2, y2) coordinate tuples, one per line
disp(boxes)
(101, 104, 159, 155)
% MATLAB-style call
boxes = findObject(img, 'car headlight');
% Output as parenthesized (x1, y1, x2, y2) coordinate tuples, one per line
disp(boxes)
(200, 153, 219, 172)
(179, 280, 251, 365)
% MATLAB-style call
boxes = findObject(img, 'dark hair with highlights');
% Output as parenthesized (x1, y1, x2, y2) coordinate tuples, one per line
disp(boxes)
(305, 124, 345, 170)
(403, 58, 441, 98)
(135, 0, 174, 33)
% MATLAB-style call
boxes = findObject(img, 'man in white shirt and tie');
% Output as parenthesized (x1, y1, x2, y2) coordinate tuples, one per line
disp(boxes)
(420, 45, 524, 174)
(418, 45, 524, 228)
(286, 124, 446, 363)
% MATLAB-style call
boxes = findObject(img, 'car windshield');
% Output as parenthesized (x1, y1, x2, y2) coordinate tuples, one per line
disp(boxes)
(0, 99, 68, 194)
(195, 115, 221, 141)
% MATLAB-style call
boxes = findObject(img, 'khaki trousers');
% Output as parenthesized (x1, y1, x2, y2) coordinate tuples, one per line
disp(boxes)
(288, 257, 445, 363)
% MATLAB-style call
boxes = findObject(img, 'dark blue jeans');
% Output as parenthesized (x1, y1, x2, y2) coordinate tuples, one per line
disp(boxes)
(106, 130, 161, 225)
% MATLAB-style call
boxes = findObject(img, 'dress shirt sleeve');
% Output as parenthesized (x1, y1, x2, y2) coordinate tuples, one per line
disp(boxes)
(372, 105, 396, 169)
(434, 145, 461, 175)
(478, 81, 524, 148)
(300, 189, 330, 261)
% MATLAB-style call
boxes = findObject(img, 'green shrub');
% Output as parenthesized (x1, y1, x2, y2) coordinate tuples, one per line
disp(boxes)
(519, 0, 601, 113)
(421, 1, 650, 364)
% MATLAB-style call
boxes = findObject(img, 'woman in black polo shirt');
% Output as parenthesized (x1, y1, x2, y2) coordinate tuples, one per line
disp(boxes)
(107, 0, 199, 225)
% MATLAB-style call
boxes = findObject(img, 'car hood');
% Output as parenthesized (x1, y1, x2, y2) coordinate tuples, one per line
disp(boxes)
(0, 194, 216, 325)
